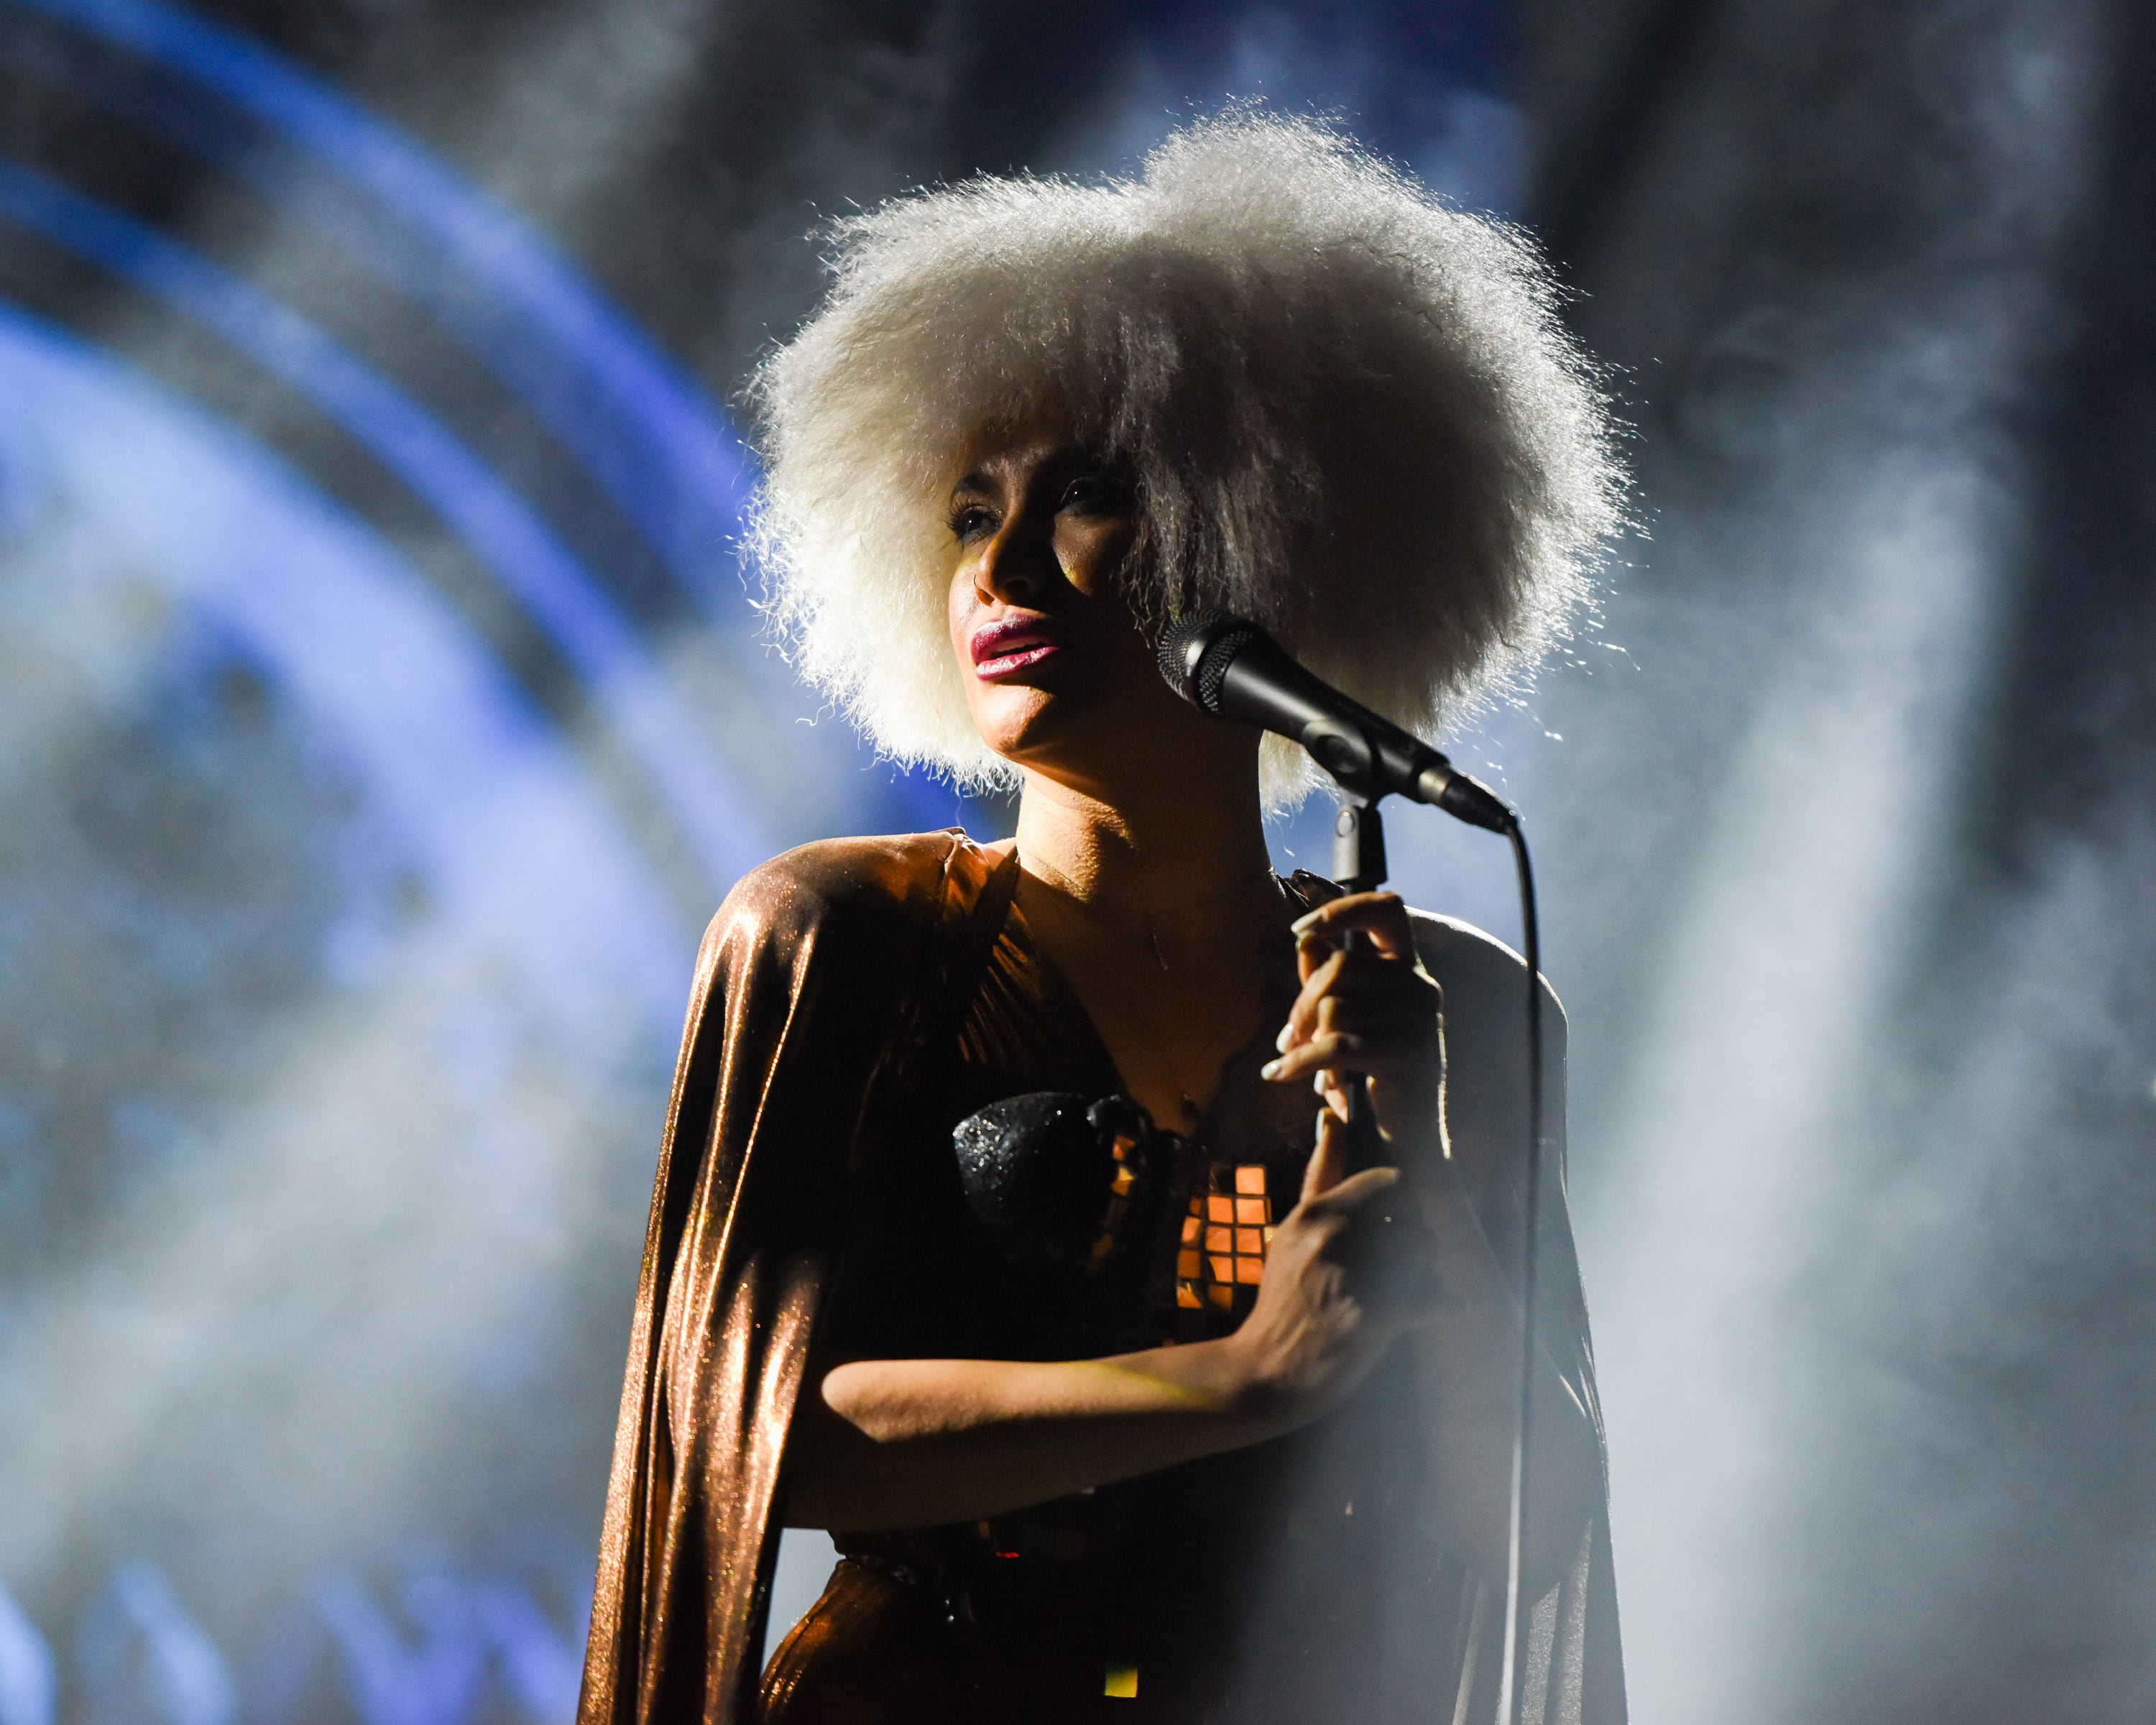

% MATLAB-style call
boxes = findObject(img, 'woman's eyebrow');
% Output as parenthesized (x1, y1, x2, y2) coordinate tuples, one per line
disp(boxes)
(949, 445, 1095, 502)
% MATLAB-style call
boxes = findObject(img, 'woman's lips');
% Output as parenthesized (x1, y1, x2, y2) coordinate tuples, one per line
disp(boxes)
(969, 617, 1066, 680)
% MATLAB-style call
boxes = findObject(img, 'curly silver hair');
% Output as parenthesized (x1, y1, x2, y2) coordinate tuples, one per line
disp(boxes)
(745, 110, 1624, 804)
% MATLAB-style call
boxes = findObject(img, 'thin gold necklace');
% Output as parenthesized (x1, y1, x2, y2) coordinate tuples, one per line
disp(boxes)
(1022, 861, 1287, 1127)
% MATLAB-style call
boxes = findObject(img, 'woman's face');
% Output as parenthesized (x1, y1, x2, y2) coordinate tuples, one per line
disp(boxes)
(945, 422, 1204, 788)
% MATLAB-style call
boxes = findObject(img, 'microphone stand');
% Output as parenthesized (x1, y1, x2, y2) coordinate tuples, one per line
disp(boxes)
(1330, 795, 1391, 1177)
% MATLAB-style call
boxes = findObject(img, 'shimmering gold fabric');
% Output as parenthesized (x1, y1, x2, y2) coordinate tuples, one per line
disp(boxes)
(577, 831, 1019, 1725)
(577, 830, 1626, 1725)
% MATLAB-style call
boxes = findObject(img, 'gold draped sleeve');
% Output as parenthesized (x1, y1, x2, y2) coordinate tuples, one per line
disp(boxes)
(576, 830, 1017, 1725)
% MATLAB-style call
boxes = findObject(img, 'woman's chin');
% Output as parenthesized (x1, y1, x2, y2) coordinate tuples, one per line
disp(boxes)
(969, 684, 1064, 755)
(970, 699, 1120, 788)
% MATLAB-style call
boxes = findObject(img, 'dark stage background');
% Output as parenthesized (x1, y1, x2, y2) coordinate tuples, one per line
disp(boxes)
(0, 2, 2150, 1722)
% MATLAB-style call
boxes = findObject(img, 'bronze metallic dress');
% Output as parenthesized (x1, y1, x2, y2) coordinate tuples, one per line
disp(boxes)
(576, 831, 1623, 1725)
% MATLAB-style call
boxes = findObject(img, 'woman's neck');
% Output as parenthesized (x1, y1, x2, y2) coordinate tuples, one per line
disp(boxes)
(1013, 757, 1275, 932)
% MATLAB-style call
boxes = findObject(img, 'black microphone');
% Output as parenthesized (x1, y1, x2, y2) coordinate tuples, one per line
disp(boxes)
(1158, 612, 1514, 832)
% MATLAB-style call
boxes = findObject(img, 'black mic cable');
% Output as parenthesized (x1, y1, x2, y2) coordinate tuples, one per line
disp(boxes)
(1160, 610, 1546, 1725)
(1496, 819, 1542, 1725)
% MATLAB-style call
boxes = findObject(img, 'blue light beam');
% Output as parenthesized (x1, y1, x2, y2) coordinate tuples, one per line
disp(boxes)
(0, 159, 772, 893)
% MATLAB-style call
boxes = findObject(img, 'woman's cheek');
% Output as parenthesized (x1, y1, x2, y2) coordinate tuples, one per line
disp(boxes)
(1061, 523, 1134, 599)
(946, 573, 975, 663)
(962, 676, 1019, 755)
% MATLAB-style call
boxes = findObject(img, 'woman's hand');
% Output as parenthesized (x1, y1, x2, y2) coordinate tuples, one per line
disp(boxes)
(1262, 891, 1443, 1154)
(1225, 1106, 1443, 1431)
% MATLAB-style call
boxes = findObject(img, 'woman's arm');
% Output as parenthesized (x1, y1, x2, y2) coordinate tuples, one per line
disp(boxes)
(784, 1343, 1255, 1532)
(783, 1123, 1429, 1531)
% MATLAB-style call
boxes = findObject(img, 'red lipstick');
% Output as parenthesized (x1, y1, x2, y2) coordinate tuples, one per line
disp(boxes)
(969, 615, 1065, 680)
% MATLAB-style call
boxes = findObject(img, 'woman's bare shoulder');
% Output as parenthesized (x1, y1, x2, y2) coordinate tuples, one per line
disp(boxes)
(702, 829, 1013, 954)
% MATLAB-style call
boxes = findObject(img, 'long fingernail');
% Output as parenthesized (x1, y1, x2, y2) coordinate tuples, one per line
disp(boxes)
(1259, 1058, 1283, 1080)
(1274, 1024, 1293, 1052)
(1290, 908, 1323, 934)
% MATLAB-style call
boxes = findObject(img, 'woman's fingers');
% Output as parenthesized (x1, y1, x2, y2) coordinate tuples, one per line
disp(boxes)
(1266, 1027, 1431, 1087)
(1266, 1031, 1363, 1086)
(1268, 889, 1442, 1151)
(1298, 1167, 1442, 1322)
(1300, 1105, 1348, 1202)
(1299, 1163, 1400, 1223)
(1291, 891, 1417, 965)
(1276, 947, 1349, 1046)
(1274, 949, 1434, 1052)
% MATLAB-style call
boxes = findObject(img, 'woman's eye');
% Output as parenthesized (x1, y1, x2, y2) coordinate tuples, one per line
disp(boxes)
(1059, 474, 1129, 516)
(949, 505, 996, 542)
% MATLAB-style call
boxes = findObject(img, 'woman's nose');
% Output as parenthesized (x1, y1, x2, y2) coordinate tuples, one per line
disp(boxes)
(973, 518, 1056, 607)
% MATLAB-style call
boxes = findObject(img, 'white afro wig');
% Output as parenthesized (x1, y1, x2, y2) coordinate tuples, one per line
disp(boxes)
(746, 109, 1624, 804)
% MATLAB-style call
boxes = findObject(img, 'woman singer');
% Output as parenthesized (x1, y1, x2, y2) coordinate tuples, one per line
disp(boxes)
(577, 111, 1628, 1725)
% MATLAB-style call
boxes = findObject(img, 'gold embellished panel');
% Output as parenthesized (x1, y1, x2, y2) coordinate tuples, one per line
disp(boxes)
(1176, 1162, 1275, 1312)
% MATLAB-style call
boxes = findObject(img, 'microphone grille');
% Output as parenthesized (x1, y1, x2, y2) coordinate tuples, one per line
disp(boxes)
(1158, 610, 1265, 714)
